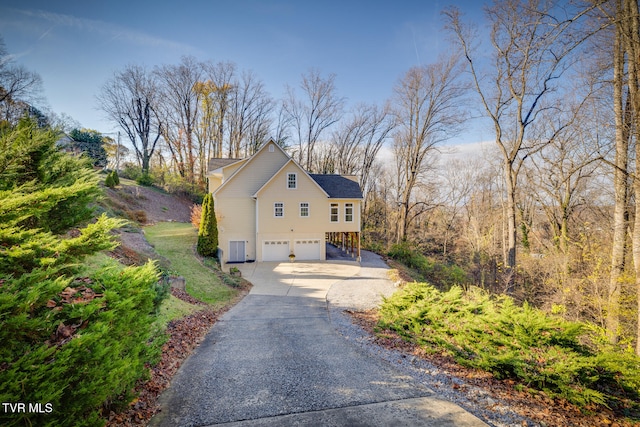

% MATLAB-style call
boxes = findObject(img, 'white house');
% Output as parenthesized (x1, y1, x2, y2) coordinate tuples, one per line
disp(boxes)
(208, 140, 363, 267)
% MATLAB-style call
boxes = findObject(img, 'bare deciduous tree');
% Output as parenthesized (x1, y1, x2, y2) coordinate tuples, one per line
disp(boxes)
(202, 61, 236, 158)
(330, 103, 395, 196)
(609, 17, 630, 349)
(526, 96, 605, 257)
(227, 70, 274, 157)
(437, 158, 478, 256)
(284, 69, 344, 171)
(0, 36, 43, 124)
(445, 1, 594, 291)
(617, 0, 640, 355)
(97, 64, 162, 175)
(272, 101, 293, 149)
(155, 56, 203, 183)
(392, 55, 466, 242)
(590, 0, 637, 347)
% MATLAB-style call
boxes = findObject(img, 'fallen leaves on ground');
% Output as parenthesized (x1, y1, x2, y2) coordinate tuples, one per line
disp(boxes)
(47, 278, 104, 311)
(45, 279, 104, 345)
(350, 309, 640, 427)
(170, 288, 206, 306)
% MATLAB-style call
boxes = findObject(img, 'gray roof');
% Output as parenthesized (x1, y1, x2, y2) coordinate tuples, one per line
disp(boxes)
(208, 158, 243, 172)
(309, 174, 363, 199)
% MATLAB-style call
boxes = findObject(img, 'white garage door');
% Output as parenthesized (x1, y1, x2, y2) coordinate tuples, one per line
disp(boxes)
(294, 239, 321, 261)
(262, 240, 290, 261)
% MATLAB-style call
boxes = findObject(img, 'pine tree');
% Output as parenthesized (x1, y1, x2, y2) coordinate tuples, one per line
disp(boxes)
(111, 170, 120, 185)
(68, 128, 108, 168)
(105, 171, 115, 188)
(197, 193, 218, 257)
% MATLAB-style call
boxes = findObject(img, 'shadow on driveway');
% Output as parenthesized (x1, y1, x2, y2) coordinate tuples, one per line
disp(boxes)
(149, 253, 488, 427)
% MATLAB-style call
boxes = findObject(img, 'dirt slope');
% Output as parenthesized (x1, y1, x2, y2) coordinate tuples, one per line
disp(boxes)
(102, 180, 195, 266)
(103, 179, 193, 224)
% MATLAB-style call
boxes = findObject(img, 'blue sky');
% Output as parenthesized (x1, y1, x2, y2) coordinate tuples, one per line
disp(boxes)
(0, 1, 488, 143)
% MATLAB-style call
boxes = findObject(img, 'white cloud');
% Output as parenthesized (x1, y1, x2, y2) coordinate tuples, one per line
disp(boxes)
(376, 140, 495, 165)
(443, 140, 494, 159)
(17, 8, 197, 52)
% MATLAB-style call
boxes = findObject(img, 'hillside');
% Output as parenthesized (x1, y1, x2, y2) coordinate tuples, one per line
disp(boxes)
(103, 178, 193, 224)
(101, 179, 195, 265)
(101, 180, 249, 426)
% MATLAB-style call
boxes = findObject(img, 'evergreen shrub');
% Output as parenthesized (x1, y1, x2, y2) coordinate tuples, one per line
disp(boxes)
(0, 262, 160, 427)
(197, 193, 218, 257)
(0, 120, 165, 426)
(136, 172, 153, 186)
(378, 282, 640, 410)
(104, 171, 115, 188)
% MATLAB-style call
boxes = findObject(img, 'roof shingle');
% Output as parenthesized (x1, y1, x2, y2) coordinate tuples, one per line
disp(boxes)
(309, 174, 363, 199)
(207, 158, 243, 172)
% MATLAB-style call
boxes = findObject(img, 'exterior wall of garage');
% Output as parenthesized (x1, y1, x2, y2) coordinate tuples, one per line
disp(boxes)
(256, 232, 326, 262)
(256, 162, 328, 233)
(254, 162, 360, 262)
(214, 142, 289, 266)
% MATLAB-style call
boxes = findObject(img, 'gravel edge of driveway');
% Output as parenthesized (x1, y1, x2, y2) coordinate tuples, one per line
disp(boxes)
(325, 250, 537, 427)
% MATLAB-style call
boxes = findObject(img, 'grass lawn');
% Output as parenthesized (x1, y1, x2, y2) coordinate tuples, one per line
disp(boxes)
(153, 294, 202, 328)
(144, 222, 238, 306)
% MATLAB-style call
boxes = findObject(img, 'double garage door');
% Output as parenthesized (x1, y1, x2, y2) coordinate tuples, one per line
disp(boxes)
(262, 239, 321, 262)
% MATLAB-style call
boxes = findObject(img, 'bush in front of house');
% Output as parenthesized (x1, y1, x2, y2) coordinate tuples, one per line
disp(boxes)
(197, 193, 218, 258)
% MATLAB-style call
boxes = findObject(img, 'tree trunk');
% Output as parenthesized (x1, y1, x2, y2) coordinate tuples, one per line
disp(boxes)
(504, 159, 517, 293)
(608, 1, 629, 344)
(622, 0, 640, 355)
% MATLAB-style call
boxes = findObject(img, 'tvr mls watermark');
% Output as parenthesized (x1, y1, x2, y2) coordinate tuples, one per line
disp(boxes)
(2, 402, 53, 414)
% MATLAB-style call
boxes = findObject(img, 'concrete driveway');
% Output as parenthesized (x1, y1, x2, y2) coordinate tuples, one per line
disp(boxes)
(150, 255, 487, 426)
(236, 261, 360, 299)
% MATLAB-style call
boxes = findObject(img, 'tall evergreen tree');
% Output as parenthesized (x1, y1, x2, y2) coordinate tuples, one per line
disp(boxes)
(69, 128, 108, 168)
(197, 193, 218, 257)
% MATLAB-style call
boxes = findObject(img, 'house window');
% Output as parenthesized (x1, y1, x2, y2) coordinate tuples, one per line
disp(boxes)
(287, 173, 297, 189)
(274, 202, 284, 217)
(300, 202, 309, 217)
(269, 145, 275, 152)
(345, 203, 353, 222)
(330, 203, 339, 222)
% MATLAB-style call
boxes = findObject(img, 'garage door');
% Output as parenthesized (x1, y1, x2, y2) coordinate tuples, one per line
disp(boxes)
(262, 240, 290, 261)
(294, 239, 321, 261)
